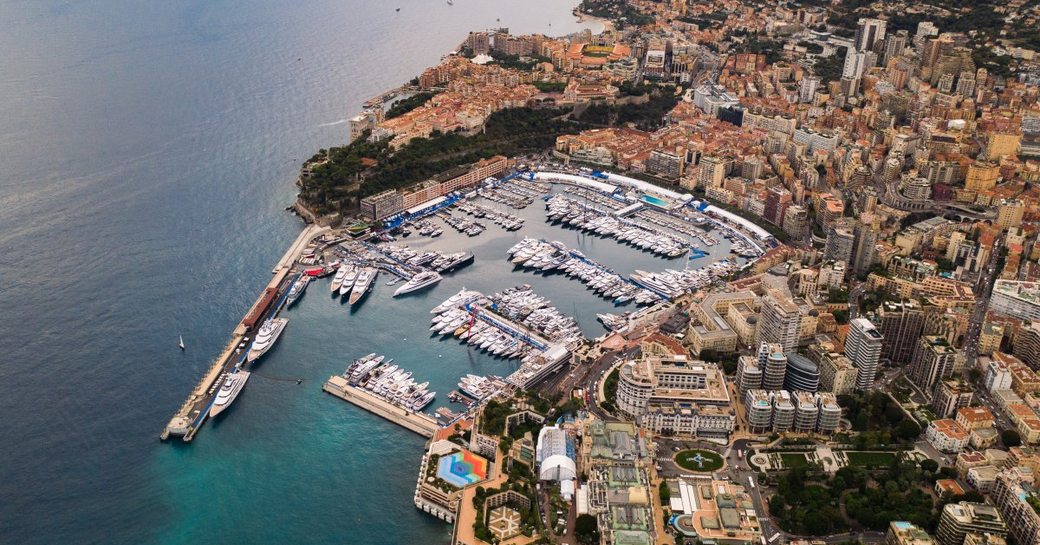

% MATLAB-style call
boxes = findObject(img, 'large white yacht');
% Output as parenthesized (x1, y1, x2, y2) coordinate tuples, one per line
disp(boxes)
(246, 317, 288, 362)
(209, 369, 251, 417)
(393, 271, 442, 297)
(349, 267, 378, 305)
(338, 266, 359, 297)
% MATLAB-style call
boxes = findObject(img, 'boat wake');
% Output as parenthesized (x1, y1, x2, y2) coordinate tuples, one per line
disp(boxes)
(317, 118, 347, 127)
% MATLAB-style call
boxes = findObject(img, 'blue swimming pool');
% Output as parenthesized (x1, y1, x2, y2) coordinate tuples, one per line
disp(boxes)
(640, 194, 669, 207)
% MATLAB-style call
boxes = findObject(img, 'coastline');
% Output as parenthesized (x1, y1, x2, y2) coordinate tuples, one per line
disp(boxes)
(573, 9, 614, 33)
(7, 0, 642, 543)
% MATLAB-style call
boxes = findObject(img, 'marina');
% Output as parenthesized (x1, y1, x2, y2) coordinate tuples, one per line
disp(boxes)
(7, 3, 615, 542)
(545, 193, 694, 258)
(428, 284, 579, 389)
(507, 237, 656, 304)
(163, 167, 769, 442)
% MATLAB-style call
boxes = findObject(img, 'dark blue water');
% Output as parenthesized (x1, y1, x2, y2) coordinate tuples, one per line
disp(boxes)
(0, 2, 659, 543)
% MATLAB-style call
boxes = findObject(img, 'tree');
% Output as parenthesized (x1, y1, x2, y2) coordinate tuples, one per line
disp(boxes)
(919, 459, 939, 473)
(1002, 429, 1022, 447)
(575, 514, 599, 545)
(884, 404, 905, 426)
(659, 481, 671, 503)
(895, 419, 921, 441)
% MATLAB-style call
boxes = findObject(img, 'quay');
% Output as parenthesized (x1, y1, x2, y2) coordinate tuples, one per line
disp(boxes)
(161, 223, 329, 442)
(323, 376, 438, 438)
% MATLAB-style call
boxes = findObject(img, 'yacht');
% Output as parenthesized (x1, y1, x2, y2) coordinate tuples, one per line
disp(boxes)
(285, 275, 310, 307)
(339, 266, 360, 297)
(431, 287, 478, 314)
(246, 317, 288, 362)
(209, 369, 251, 417)
(411, 391, 436, 411)
(349, 267, 378, 305)
(459, 374, 497, 400)
(330, 265, 349, 293)
(433, 252, 474, 273)
(393, 271, 442, 296)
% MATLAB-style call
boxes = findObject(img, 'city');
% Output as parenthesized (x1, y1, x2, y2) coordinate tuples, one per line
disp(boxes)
(10, 0, 1040, 543)
(281, 1, 1040, 545)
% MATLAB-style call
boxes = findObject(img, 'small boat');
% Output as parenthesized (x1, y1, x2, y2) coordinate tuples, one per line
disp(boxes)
(178, 335, 185, 351)
(286, 275, 310, 307)
(396, 7, 400, 11)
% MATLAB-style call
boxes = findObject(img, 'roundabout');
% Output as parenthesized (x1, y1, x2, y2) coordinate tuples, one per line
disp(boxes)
(674, 449, 724, 472)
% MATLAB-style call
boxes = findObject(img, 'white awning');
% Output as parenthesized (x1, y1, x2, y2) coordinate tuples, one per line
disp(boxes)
(406, 196, 447, 215)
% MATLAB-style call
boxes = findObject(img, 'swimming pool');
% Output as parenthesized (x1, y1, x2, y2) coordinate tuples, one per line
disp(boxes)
(640, 194, 670, 208)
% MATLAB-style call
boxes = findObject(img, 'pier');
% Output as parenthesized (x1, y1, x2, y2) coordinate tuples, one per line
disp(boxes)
(468, 306, 551, 351)
(323, 376, 438, 438)
(161, 223, 329, 442)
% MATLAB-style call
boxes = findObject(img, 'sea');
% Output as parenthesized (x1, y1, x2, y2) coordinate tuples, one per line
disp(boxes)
(0, 2, 726, 544)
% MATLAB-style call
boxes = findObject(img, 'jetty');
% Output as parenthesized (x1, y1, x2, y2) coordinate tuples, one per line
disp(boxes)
(323, 376, 438, 437)
(161, 223, 329, 442)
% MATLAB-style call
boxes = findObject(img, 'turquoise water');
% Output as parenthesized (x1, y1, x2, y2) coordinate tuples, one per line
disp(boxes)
(640, 194, 671, 207)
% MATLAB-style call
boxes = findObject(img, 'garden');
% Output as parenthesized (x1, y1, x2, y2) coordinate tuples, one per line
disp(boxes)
(675, 449, 724, 472)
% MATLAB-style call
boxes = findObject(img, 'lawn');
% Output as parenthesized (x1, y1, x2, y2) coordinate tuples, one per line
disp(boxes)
(779, 453, 809, 469)
(675, 449, 724, 472)
(845, 451, 898, 468)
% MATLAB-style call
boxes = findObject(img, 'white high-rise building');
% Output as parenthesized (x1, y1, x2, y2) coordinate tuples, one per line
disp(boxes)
(842, 49, 877, 80)
(854, 18, 887, 52)
(759, 343, 788, 391)
(799, 76, 820, 103)
(914, 21, 939, 48)
(755, 291, 802, 352)
(983, 358, 1013, 393)
(989, 280, 1040, 321)
(845, 318, 884, 390)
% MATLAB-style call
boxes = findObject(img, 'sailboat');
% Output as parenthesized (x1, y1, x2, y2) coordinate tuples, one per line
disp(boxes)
(178, 335, 185, 351)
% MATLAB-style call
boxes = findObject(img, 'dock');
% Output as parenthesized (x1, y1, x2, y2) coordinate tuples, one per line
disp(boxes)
(323, 376, 438, 438)
(161, 223, 329, 442)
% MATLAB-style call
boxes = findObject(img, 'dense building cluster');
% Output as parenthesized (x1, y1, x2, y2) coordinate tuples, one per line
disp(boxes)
(364, 0, 1040, 543)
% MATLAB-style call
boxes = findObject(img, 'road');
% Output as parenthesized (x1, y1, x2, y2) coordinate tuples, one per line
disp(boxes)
(963, 233, 1003, 366)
